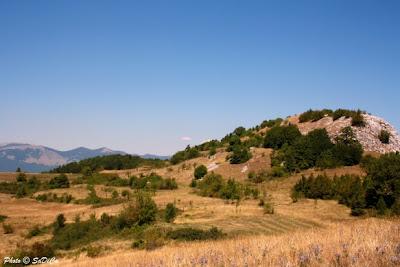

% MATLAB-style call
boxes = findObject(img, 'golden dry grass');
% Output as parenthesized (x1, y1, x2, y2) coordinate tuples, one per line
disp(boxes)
(62, 218, 400, 267)
(0, 151, 393, 266)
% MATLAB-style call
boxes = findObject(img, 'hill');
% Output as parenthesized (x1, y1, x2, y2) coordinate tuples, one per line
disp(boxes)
(0, 144, 126, 172)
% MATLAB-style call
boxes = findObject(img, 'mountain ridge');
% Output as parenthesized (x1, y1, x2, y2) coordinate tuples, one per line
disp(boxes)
(0, 143, 167, 172)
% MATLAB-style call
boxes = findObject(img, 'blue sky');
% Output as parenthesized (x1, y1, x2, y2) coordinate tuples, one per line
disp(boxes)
(1, 1, 399, 155)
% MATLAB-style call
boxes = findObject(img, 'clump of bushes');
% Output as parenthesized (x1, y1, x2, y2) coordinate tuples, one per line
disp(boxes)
(0, 174, 42, 197)
(35, 193, 74, 203)
(292, 153, 400, 217)
(378, 130, 391, 144)
(260, 118, 283, 129)
(298, 108, 366, 127)
(129, 173, 178, 190)
(170, 145, 200, 164)
(272, 127, 363, 172)
(264, 125, 302, 149)
(299, 109, 333, 123)
(48, 174, 70, 189)
(195, 173, 259, 200)
(166, 227, 225, 241)
(248, 167, 287, 183)
(52, 192, 158, 250)
(228, 146, 252, 164)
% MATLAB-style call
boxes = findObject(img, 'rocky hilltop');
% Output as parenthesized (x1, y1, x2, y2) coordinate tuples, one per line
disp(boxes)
(288, 113, 400, 154)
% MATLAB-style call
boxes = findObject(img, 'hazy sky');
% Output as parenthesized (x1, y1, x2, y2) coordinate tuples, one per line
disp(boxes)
(1, 1, 399, 155)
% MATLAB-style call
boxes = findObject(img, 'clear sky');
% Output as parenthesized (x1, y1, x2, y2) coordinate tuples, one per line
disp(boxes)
(1, 1, 399, 155)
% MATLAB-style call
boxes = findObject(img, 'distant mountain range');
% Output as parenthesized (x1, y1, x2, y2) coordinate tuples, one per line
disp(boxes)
(0, 143, 169, 172)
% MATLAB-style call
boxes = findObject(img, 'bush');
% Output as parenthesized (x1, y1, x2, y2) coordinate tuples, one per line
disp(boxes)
(170, 146, 200, 165)
(194, 165, 208, 179)
(129, 173, 178, 191)
(0, 215, 7, 223)
(27, 225, 46, 238)
(263, 202, 274, 214)
(48, 174, 70, 189)
(197, 173, 225, 198)
(260, 118, 283, 129)
(378, 130, 390, 144)
(54, 214, 66, 231)
(264, 125, 302, 149)
(166, 227, 224, 241)
(299, 109, 332, 123)
(118, 193, 158, 227)
(228, 146, 252, 164)
(351, 110, 365, 127)
(16, 172, 27, 182)
(3, 223, 14, 234)
(164, 203, 178, 223)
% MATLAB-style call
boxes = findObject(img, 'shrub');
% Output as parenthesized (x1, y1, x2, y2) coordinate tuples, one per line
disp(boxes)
(228, 146, 252, 164)
(0, 215, 7, 223)
(233, 126, 247, 137)
(48, 174, 70, 189)
(54, 214, 66, 231)
(118, 193, 158, 227)
(3, 223, 14, 234)
(197, 173, 224, 197)
(164, 203, 178, 223)
(378, 130, 390, 144)
(299, 109, 332, 123)
(219, 179, 241, 200)
(16, 172, 27, 182)
(260, 118, 283, 129)
(86, 245, 104, 258)
(170, 146, 200, 165)
(166, 227, 224, 241)
(264, 125, 302, 149)
(351, 110, 365, 127)
(194, 165, 208, 179)
(27, 225, 46, 238)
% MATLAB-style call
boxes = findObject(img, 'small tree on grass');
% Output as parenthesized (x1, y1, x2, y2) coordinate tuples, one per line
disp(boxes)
(164, 203, 178, 223)
(194, 165, 208, 179)
(54, 214, 66, 232)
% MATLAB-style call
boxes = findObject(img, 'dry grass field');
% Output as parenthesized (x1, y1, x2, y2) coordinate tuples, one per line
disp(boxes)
(63, 218, 400, 267)
(0, 150, 398, 266)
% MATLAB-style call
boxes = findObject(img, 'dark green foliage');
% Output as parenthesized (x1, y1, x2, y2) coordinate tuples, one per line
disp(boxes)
(170, 146, 200, 164)
(260, 118, 283, 129)
(27, 225, 49, 238)
(197, 173, 224, 198)
(36, 193, 73, 203)
(351, 110, 365, 127)
(194, 165, 208, 179)
(48, 174, 70, 189)
(273, 127, 363, 172)
(54, 214, 66, 231)
(164, 203, 178, 223)
(166, 227, 224, 241)
(378, 130, 391, 144)
(263, 125, 302, 149)
(361, 153, 400, 212)
(196, 173, 258, 200)
(243, 134, 264, 148)
(8, 242, 55, 265)
(50, 154, 166, 173)
(233, 126, 247, 137)
(75, 173, 130, 186)
(51, 193, 158, 250)
(292, 174, 366, 216)
(376, 196, 387, 215)
(299, 109, 333, 123)
(16, 172, 27, 182)
(129, 173, 178, 190)
(228, 146, 252, 164)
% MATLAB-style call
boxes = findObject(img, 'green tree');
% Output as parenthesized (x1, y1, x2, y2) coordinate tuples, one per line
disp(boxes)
(378, 130, 391, 144)
(164, 203, 178, 223)
(194, 165, 208, 179)
(263, 125, 302, 149)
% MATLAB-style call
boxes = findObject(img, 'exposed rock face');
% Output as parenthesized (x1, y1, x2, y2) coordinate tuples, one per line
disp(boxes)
(288, 114, 400, 154)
